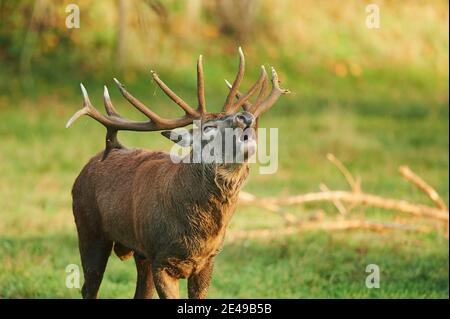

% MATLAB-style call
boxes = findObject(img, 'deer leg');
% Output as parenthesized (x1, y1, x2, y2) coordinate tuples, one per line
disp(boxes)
(133, 254, 155, 299)
(78, 237, 113, 299)
(188, 258, 214, 299)
(152, 265, 180, 299)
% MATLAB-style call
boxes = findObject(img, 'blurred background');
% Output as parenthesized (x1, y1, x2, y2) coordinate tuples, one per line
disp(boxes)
(0, 0, 448, 298)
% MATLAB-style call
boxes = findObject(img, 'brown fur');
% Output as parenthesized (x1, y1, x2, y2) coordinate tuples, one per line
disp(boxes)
(72, 147, 249, 299)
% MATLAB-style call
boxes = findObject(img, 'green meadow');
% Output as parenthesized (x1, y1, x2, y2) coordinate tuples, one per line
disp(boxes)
(0, 0, 448, 298)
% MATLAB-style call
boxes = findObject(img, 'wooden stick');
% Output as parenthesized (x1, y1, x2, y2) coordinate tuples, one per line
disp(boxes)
(319, 183, 347, 215)
(239, 191, 298, 224)
(327, 153, 361, 192)
(398, 165, 448, 211)
(239, 191, 448, 222)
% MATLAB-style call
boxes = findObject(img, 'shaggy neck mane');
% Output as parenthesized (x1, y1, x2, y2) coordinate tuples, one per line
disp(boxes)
(187, 162, 249, 202)
(213, 164, 249, 200)
(171, 161, 249, 204)
(164, 162, 249, 241)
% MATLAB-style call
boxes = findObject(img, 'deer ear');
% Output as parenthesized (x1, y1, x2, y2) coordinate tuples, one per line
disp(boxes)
(161, 129, 193, 147)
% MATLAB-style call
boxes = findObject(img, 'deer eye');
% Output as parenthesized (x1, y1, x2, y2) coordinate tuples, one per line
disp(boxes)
(203, 126, 216, 133)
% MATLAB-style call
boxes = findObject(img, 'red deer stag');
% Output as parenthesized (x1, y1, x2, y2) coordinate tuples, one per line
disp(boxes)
(67, 48, 288, 299)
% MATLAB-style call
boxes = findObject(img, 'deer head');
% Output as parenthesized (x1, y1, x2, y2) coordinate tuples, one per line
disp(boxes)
(66, 47, 289, 163)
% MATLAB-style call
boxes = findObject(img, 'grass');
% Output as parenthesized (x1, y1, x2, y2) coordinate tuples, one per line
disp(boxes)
(0, 232, 447, 298)
(0, 68, 447, 298)
(0, 0, 448, 298)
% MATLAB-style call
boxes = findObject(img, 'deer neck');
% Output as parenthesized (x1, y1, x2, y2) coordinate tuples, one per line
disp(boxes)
(171, 162, 249, 232)
(213, 163, 249, 200)
(181, 151, 250, 201)
(194, 162, 249, 202)
(176, 163, 249, 215)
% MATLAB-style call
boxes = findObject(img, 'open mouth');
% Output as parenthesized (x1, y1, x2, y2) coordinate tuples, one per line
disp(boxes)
(239, 127, 255, 143)
(239, 127, 257, 161)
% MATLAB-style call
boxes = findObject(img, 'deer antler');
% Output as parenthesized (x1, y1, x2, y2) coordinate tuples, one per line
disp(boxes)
(250, 67, 290, 117)
(66, 48, 287, 160)
(222, 47, 245, 113)
(222, 47, 275, 114)
(67, 82, 199, 159)
(66, 56, 209, 159)
(225, 65, 290, 117)
(67, 82, 198, 132)
(197, 55, 206, 115)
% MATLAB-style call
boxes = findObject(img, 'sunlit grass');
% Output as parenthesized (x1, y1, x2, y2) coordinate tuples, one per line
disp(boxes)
(0, 72, 447, 297)
(0, 0, 448, 298)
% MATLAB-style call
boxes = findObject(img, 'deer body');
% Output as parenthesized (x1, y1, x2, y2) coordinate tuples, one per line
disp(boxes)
(68, 48, 288, 298)
(73, 148, 247, 283)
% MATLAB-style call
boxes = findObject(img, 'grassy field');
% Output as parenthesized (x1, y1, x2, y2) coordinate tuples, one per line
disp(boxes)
(0, 0, 448, 298)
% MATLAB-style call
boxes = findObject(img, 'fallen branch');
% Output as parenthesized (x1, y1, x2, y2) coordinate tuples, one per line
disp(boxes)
(239, 191, 298, 224)
(327, 153, 361, 192)
(319, 183, 347, 215)
(399, 165, 448, 211)
(237, 155, 448, 239)
(240, 191, 448, 222)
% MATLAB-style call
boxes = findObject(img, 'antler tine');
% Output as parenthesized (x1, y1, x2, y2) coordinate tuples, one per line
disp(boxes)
(150, 70, 199, 117)
(251, 67, 290, 118)
(224, 65, 269, 112)
(226, 65, 267, 114)
(66, 83, 111, 129)
(223, 47, 245, 113)
(103, 85, 120, 117)
(252, 70, 270, 108)
(113, 77, 199, 129)
(197, 55, 206, 115)
(224, 79, 250, 110)
(113, 77, 169, 124)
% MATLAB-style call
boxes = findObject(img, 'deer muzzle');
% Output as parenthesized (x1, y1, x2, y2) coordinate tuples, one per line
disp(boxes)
(235, 111, 255, 129)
